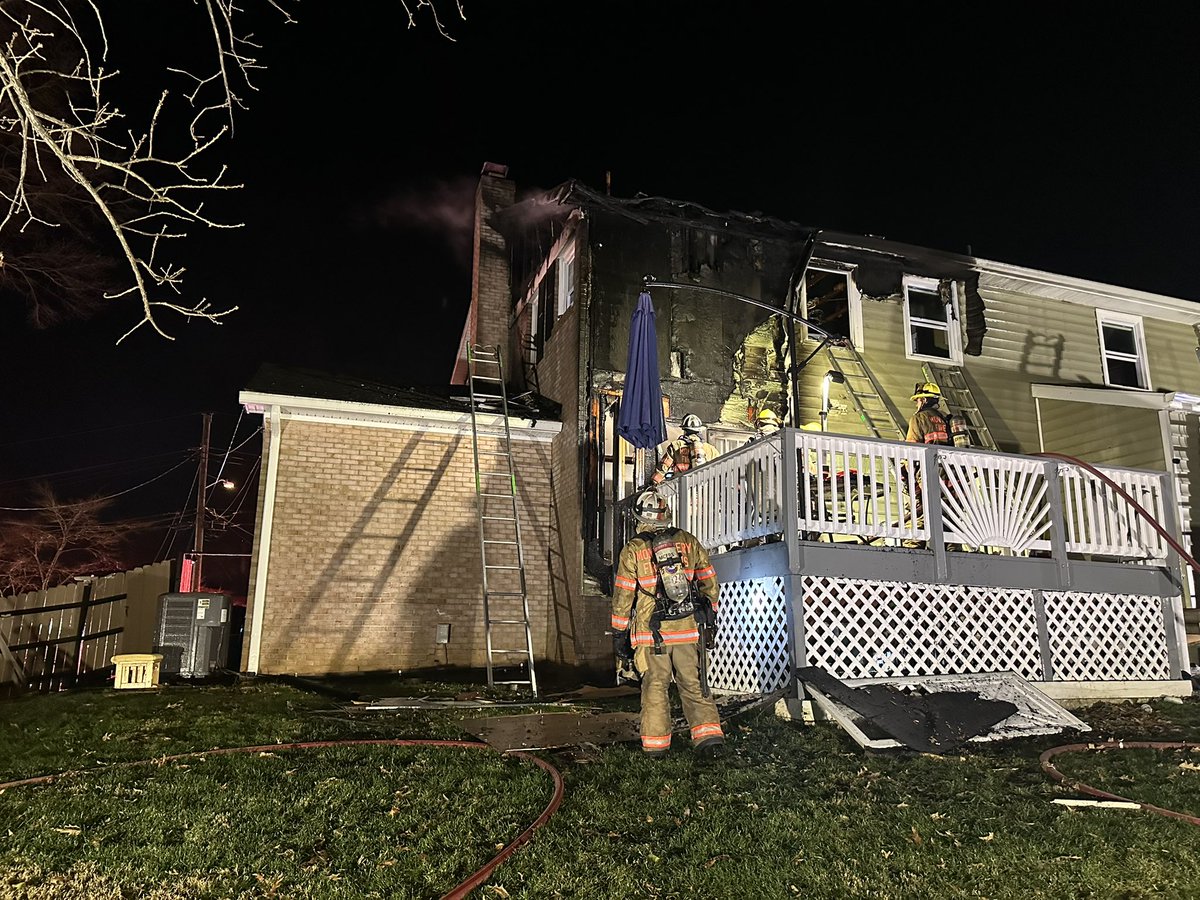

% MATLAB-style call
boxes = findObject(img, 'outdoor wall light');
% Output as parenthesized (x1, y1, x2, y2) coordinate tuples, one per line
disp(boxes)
(820, 370, 846, 432)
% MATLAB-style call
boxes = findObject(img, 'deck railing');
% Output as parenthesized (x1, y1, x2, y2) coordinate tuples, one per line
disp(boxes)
(661, 429, 1174, 563)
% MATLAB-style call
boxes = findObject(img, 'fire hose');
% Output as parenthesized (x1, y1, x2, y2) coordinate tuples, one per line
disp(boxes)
(1040, 741, 1200, 827)
(0, 738, 564, 900)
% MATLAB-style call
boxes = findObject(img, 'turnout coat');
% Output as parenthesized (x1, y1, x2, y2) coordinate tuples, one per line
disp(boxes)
(610, 528, 719, 654)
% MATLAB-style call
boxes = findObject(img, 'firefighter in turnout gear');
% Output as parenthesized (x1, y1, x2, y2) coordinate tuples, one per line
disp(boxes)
(903, 382, 953, 546)
(611, 488, 725, 758)
(751, 407, 781, 441)
(906, 383, 953, 446)
(651, 414, 720, 485)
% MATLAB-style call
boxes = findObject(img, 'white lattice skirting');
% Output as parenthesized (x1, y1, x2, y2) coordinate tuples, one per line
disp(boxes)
(1043, 591, 1170, 681)
(710, 577, 790, 694)
(712, 575, 1176, 688)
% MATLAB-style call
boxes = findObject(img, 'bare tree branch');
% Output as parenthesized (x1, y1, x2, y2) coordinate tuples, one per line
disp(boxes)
(0, 1, 465, 341)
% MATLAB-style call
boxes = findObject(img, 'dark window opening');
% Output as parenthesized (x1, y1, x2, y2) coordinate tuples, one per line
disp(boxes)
(806, 270, 851, 341)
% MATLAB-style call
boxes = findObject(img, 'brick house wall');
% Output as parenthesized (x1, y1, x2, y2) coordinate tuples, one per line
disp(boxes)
(240, 410, 558, 675)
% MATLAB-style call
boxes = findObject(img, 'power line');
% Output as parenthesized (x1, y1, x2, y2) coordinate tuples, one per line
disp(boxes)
(0, 449, 196, 488)
(0, 456, 197, 511)
(0, 413, 198, 449)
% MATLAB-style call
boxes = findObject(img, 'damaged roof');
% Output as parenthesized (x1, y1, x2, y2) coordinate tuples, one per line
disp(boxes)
(243, 362, 561, 420)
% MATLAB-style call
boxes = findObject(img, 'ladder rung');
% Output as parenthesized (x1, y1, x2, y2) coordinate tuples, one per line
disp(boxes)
(489, 618, 530, 625)
(483, 539, 520, 545)
(479, 492, 516, 498)
(480, 471, 512, 477)
(481, 515, 517, 521)
(493, 680, 533, 686)
(486, 564, 522, 570)
(473, 376, 503, 383)
(486, 590, 525, 597)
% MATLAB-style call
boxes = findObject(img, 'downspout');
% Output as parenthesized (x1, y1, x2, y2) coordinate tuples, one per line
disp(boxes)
(246, 403, 282, 674)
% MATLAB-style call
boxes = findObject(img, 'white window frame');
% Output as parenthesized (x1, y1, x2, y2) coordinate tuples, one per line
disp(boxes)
(801, 264, 863, 351)
(903, 276, 962, 365)
(1096, 309, 1151, 390)
(556, 243, 576, 316)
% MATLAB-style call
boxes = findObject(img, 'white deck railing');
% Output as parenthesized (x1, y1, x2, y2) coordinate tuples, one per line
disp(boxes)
(664, 429, 1173, 562)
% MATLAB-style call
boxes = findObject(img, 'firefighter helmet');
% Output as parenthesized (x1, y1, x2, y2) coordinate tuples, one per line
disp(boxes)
(633, 489, 672, 528)
(681, 414, 703, 434)
(911, 382, 942, 402)
(755, 408, 780, 428)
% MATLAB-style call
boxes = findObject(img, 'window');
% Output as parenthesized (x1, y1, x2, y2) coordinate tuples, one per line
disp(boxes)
(520, 237, 576, 363)
(1096, 310, 1150, 389)
(802, 266, 862, 349)
(903, 276, 961, 364)
(556, 244, 576, 316)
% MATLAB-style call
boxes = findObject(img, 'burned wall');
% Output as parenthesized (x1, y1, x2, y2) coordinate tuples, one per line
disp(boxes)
(586, 206, 809, 427)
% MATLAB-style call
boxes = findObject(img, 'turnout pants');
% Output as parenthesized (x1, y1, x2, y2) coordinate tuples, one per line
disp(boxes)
(637, 641, 724, 753)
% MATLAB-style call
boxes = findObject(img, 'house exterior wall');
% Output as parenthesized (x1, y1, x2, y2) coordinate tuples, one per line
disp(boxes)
(587, 208, 805, 426)
(807, 280, 1200, 466)
(242, 417, 555, 676)
(1038, 401, 1163, 469)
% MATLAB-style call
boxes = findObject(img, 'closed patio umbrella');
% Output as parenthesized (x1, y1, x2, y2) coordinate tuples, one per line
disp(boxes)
(616, 290, 666, 450)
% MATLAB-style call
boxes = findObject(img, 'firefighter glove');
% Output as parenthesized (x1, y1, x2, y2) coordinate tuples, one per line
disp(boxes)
(613, 630, 634, 662)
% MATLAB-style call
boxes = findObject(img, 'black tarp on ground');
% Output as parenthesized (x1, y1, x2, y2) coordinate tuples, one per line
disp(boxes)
(797, 666, 1019, 755)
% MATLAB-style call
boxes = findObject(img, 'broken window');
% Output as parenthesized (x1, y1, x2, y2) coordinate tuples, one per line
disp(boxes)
(803, 267, 862, 349)
(521, 237, 577, 363)
(556, 244, 576, 316)
(1096, 310, 1150, 389)
(903, 276, 962, 364)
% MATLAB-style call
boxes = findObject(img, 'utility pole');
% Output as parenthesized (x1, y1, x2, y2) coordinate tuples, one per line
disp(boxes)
(193, 412, 212, 591)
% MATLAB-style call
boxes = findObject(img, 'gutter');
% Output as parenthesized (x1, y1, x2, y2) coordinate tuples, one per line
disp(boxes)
(238, 391, 562, 443)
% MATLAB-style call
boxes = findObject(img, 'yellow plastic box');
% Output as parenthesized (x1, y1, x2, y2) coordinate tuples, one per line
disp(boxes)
(112, 653, 163, 690)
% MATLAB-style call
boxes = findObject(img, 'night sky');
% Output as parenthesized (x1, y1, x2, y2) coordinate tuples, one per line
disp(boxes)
(3, 2, 1198, 587)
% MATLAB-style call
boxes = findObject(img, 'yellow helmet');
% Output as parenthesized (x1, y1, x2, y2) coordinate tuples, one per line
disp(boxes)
(755, 408, 780, 427)
(910, 382, 942, 402)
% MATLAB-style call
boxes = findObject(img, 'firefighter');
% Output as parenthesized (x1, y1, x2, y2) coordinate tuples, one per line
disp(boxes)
(611, 488, 725, 759)
(751, 407, 781, 441)
(906, 383, 953, 446)
(651, 414, 720, 485)
(903, 382, 953, 547)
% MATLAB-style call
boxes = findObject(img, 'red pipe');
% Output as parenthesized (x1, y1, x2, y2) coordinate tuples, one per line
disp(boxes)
(1040, 741, 1200, 827)
(0, 739, 564, 900)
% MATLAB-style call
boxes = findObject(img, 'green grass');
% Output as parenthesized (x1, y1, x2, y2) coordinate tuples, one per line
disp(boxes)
(2, 682, 1200, 899)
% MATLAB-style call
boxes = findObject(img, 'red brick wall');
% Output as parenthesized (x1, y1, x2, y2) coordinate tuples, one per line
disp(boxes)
(522, 222, 613, 671)
(246, 418, 556, 675)
(471, 173, 516, 373)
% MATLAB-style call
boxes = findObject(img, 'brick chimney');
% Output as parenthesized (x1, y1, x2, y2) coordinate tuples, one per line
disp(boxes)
(452, 162, 516, 384)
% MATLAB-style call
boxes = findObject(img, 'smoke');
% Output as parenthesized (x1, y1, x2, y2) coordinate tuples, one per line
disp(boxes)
(371, 176, 477, 265)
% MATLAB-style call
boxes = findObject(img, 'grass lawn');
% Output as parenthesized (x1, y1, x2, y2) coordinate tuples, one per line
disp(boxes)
(2, 679, 1200, 899)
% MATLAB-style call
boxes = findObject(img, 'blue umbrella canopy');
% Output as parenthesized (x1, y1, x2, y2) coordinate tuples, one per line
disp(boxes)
(617, 290, 667, 450)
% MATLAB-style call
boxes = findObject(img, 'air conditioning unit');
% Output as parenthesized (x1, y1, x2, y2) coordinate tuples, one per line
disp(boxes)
(154, 592, 231, 678)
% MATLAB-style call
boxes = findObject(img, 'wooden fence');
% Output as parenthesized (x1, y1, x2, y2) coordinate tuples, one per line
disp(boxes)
(0, 560, 174, 693)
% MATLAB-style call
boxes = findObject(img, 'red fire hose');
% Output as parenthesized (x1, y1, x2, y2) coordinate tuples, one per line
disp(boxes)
(1040, 741, 1200, 827)
(0, 738, 564, 899)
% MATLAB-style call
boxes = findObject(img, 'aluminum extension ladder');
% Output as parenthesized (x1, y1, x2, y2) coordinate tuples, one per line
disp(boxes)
(466, 344, 538, 696)
(921, 363, 999, 451)
(825, 343, 906, 440)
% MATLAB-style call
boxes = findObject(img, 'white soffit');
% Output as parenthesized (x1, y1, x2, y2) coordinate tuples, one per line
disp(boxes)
(237, 391, 561, 443)
(1031, 383, 1174, 411)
